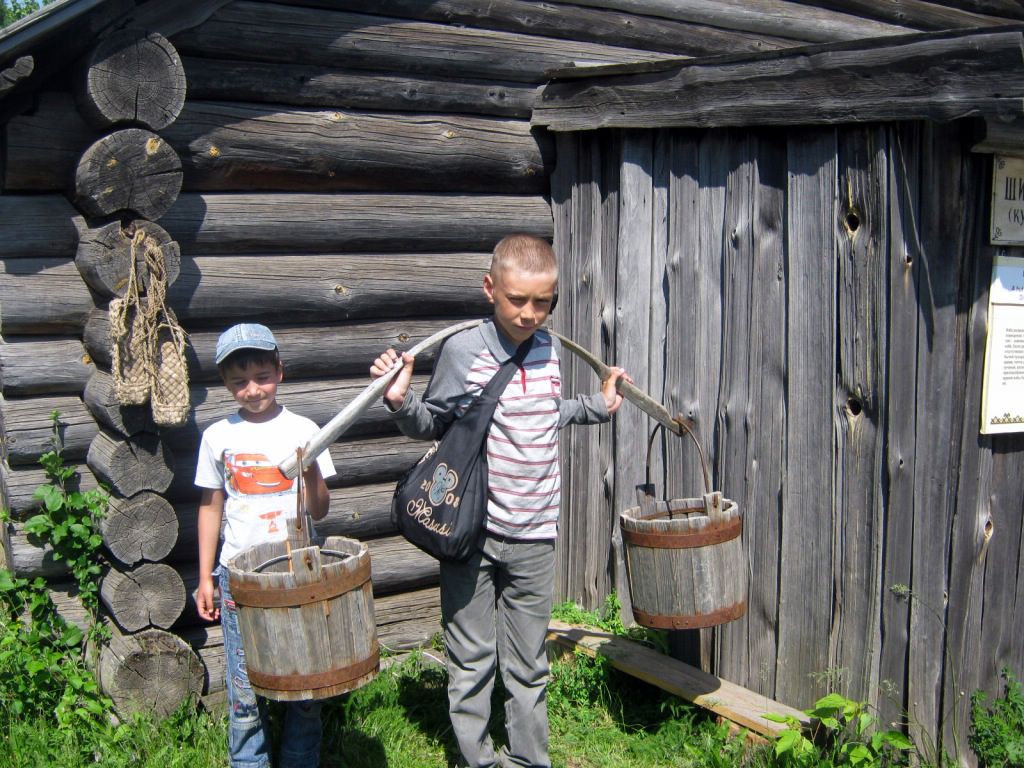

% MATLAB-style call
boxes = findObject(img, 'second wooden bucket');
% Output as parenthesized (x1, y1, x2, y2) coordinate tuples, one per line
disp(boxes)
(226, 535, 379, 701)
(621, 493, 747, 629)
(620, 423, 747, 630)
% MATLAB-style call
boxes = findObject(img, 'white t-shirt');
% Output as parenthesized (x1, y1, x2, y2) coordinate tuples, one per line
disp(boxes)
(195, 406, 336, 566)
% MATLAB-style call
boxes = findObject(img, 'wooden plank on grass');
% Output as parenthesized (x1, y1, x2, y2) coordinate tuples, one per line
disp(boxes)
(546, 620, 809, 738)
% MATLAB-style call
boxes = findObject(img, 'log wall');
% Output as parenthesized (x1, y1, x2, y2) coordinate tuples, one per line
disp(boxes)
(3, 0, 1021, 730)
(549, 120, 1024, 763)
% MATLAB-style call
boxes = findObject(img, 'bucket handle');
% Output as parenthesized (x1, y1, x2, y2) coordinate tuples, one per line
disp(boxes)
(251, 549, 352, 574)
(645, 419, 712, 500)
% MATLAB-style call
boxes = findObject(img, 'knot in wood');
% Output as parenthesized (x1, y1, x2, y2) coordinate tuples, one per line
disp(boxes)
(208, 146, 220, 158)
(334, 284, 349, 295)
(443, 130, 457, 139)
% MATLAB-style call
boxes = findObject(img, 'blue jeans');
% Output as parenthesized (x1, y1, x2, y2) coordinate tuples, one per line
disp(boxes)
(219, 569, 322, 768)
(441, 534, 556, 768)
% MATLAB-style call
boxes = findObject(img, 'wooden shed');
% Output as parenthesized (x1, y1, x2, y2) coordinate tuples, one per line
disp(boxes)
(2, 0, 1023, 758)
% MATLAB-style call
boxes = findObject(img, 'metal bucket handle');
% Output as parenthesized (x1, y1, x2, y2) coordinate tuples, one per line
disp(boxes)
(644, 419, 712, 500)
(251, 549, 352, 574)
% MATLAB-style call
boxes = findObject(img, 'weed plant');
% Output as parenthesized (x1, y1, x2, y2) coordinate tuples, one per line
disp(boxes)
(1, 413, 114, 764)
(969, 667, 1024, 767)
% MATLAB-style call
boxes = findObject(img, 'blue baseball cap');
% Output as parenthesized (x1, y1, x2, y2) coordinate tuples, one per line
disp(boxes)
(215, 323, 278, 364)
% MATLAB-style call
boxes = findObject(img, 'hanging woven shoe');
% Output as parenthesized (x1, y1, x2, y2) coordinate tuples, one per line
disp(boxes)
(151, 319, 190, 427)
(109, 295, 153, 406)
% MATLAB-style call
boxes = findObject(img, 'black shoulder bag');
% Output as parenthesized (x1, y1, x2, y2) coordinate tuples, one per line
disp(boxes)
(390, 339, 531, 562)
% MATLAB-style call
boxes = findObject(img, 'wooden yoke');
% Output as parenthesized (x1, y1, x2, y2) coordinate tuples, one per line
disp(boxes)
(280, 321, 691, 479)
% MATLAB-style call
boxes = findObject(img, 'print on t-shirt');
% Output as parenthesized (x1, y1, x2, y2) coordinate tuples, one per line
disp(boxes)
(225, 451, 294, 497)
(224, 451, 294, 536)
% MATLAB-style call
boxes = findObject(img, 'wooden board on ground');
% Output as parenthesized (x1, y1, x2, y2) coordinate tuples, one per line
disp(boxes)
(546, 620, 809, 739)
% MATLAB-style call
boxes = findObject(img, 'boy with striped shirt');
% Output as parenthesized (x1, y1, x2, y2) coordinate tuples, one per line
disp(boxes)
(371, 234, 628, 768)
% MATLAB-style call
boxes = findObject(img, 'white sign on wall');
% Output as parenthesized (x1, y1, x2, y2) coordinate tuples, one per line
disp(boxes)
(980, 250, 1024, 434)
(991, 156, 1024, 245)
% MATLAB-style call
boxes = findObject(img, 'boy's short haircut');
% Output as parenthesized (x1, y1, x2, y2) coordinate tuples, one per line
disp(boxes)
(215, 323, 281, 376)
(490, 234, 557, 278)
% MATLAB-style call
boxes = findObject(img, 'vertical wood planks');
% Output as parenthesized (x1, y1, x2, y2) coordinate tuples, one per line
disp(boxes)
(942, 172, 996, 752)
(713, 129, 756, 681)
(831, 125, 888, 703)
(877, 121, 921, 730)
(551, 117, 1024, 751)
(777, 126, 837, 707)
(906, 122, 966, 745)
(732, 130, 786, 695)
(614, 130, 656, 614)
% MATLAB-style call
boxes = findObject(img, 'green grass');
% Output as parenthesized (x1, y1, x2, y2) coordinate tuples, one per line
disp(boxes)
(2, 647, 742, 768)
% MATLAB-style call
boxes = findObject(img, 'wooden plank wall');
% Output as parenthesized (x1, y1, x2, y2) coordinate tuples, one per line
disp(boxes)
(550, 120, 1024, 758)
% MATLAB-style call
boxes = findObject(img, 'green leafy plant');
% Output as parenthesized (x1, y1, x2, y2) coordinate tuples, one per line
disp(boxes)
(0, 411, 113, 750)
(22, 410, 108, 626)
(969, 667, 1024, 767)
(764, 693, 913, 768)
(552, 591, 669, 653)
(0, 568, 111, 730)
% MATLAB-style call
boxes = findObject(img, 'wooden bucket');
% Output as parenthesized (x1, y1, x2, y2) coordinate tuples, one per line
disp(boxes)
(620, 424, 747, 630)
(226, 535, 379, 701)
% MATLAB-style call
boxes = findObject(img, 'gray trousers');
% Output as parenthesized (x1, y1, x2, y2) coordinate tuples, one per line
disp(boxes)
(440, 534, 556, 768)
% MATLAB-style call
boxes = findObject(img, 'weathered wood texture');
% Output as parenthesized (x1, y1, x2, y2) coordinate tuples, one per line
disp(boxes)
(100, 561, 186, 631)
(0, 337, 95, 396)
(533, 29, 1024, 131)
(86, 430, 174, 496)
(161, 102, 553, 193)
(75, 30, 186, 131)
(6, 92, 553, 193)
(0, 196, 82, 258)
(90, 624, 203, 718)
(787, 0, 1014, 29)
(181, 57, 539, 118)
(0, 395, 96, 465)
(0, 258, 94, 335)
(227, 537, 378, 701)
(76, 219, 181, 298)
(101, 491, 178, 566)
(83, 371, 156, 436)
(549, 130, 619, 611)
(73, 128, 183, 220)
(158, 193, 552, 254)
(551, 121, 1024, 756)
(561, 0, 909, 41)
(275, 0, 795, 55)
(971, 117, 1024, 155)
(171, 1, 678, 84)
(7, 254, 491, 335)
(0, 55, 33, 99)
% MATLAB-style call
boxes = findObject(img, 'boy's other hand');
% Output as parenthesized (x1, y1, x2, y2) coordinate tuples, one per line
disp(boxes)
(602, 367, 632, 415)
(196, 577, 220, 622)
(370, 348, 415, 410)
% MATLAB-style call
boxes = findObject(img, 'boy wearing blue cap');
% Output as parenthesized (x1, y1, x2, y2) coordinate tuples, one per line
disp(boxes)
(195, 323, 336, 768)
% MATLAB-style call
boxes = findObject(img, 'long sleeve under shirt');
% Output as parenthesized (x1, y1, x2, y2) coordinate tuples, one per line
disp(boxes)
(389, 321, 609, 541)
